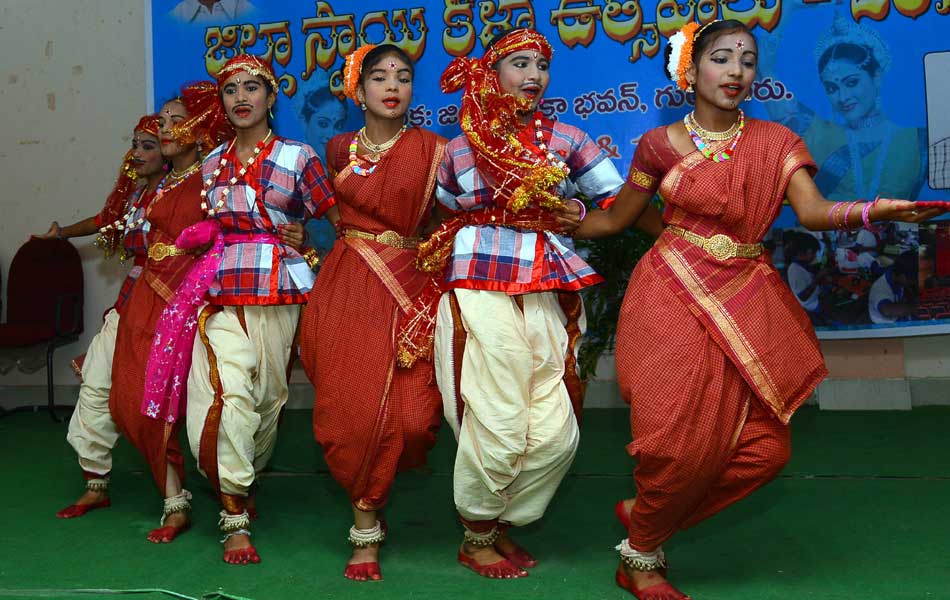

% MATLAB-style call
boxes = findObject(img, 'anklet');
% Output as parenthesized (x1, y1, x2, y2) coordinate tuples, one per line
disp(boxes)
(220, 528, 252, 544)
(616, 539, 667, 571)
(348, 521, 386, 547)
(161, 489, 192, 524)
(463, 526, 500, 547)
(86, 478, 109, 492)
(219, 509, 251, 533)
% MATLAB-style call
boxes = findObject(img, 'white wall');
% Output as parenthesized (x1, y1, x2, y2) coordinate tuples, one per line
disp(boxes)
(0, 0, 148, 385)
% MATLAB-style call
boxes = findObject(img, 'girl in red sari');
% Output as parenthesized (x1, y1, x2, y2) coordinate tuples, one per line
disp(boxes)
(299, 44, 446, 582)
(36, 116, 164, 519)
(109, 82, 230, 543)
(574, 20, 941, 600)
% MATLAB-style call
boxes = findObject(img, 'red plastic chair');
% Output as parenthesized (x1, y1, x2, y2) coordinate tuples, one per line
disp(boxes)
(0, 238, 84, 421)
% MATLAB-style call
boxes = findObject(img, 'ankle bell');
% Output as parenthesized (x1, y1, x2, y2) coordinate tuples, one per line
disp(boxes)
(616, 538, 667, 572)
(348, 520, 386, 548)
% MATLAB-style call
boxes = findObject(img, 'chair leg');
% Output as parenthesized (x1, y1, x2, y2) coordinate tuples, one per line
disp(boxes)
(47, 344, 61, 423)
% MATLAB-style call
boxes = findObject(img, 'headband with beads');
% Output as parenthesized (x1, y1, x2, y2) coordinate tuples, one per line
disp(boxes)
(342, 44, 378, 105)
(215, 54, 279, 94)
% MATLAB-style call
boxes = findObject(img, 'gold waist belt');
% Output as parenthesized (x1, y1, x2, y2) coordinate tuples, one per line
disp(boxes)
(148, 242, 187, 262)
(667, 225, 763, 261)
(344, 229, 419, 250)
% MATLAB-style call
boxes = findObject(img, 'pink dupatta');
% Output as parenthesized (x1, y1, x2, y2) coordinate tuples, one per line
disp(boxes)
(141, 219, 223, 423)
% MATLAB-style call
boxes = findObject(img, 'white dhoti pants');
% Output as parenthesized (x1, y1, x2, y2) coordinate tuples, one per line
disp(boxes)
(186, 303, 299, 498)
(434, 289, 582, 526)
(66, 308, 121, 477)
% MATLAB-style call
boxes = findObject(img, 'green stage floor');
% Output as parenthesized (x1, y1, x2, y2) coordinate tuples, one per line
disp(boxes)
(1, 407, 948, 600)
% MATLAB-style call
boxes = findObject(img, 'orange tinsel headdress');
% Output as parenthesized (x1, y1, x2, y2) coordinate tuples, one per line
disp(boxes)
(440, 28, 564, 213)
(97, 115, 162, 257)
(342, 44, 378, 105)
(171, 80, 234, 150)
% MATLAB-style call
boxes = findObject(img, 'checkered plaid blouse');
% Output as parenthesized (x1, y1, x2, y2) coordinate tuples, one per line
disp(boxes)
(436, 118, 623, 293)
(201, 137, 335, 305)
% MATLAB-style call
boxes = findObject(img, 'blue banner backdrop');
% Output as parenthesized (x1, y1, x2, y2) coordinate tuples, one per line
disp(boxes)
(149, 0, 950, 338)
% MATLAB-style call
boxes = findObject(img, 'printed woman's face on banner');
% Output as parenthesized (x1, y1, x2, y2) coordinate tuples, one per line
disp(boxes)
(820, 56, 881, 125)
(305, 96, 346, 156)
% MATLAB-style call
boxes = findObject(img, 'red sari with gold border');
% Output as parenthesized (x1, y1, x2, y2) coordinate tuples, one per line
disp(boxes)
(109, 172, 204, 492)
(300, 127, 446, 511)
(616, 119, 828, 549)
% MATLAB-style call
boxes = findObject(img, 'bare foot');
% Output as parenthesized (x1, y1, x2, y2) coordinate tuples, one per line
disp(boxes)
(223, 532, 260, 565)
(494, 529, 537, 568)
(618, 562, 686, 598)
(147, 511, 190, 543)
(344, 544, 381, 581)
(458, 542, 528, 579)
(56, 489, 110, 518)
(75, 489, 108, 506)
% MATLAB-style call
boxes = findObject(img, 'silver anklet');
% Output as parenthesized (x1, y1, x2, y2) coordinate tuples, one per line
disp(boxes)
(348, 521, 386, 548)
(616, 538, 667, 572)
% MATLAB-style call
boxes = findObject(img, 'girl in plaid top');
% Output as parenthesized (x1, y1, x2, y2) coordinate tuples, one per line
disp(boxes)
(36, 115, 164, 520)
(183, 54, 337, 565)
(574, 21, 940, 600)
(425, 28, 625, 579)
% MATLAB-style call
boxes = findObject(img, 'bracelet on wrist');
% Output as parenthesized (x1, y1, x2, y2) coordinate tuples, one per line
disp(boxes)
(571, 198, 587, 222)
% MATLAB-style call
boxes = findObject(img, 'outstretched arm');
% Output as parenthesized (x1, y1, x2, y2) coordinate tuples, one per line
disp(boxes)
(785, 169, 941, 230)
(34, 216, 99, 240)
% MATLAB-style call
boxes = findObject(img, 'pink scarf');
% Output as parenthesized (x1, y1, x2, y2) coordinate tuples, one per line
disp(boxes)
(141, 219, 223, 423)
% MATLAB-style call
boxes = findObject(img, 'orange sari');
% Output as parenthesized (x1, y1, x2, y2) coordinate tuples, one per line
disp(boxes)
(110, 173, 204, 492)
(300, 128, 446, 511)
(616, 120, 827, 550)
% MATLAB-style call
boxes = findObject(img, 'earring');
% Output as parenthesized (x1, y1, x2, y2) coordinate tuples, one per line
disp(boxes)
(360, 102, 367, 111)
(686, 84, 694, 93)
(744, 93, 752, 102)
(268, 107, 274, 119)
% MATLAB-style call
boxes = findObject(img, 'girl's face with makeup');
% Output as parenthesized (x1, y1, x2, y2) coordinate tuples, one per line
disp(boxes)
(689, 31, 758, 111)
(495, 50, 550, 112)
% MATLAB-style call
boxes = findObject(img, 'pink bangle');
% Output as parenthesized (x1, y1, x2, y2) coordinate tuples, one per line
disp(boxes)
(828, 202, 842, 229)
(862, 197, 882, 233)
(843, 200, 859, 232)
(572, 198, 587, 221)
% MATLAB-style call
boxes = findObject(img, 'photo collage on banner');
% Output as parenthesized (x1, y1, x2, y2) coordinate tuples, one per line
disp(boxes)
(149, 0, 950, 338)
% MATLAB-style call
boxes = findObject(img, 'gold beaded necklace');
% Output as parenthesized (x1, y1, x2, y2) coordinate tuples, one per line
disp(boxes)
(357, 125, 407, 162)
(686, 111, 742, 142)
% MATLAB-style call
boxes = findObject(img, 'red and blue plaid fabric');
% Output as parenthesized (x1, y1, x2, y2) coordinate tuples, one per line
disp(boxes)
(436, 118, 623, 293)
(105, 187, 150, 315)
(202, 137, 335, 305)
